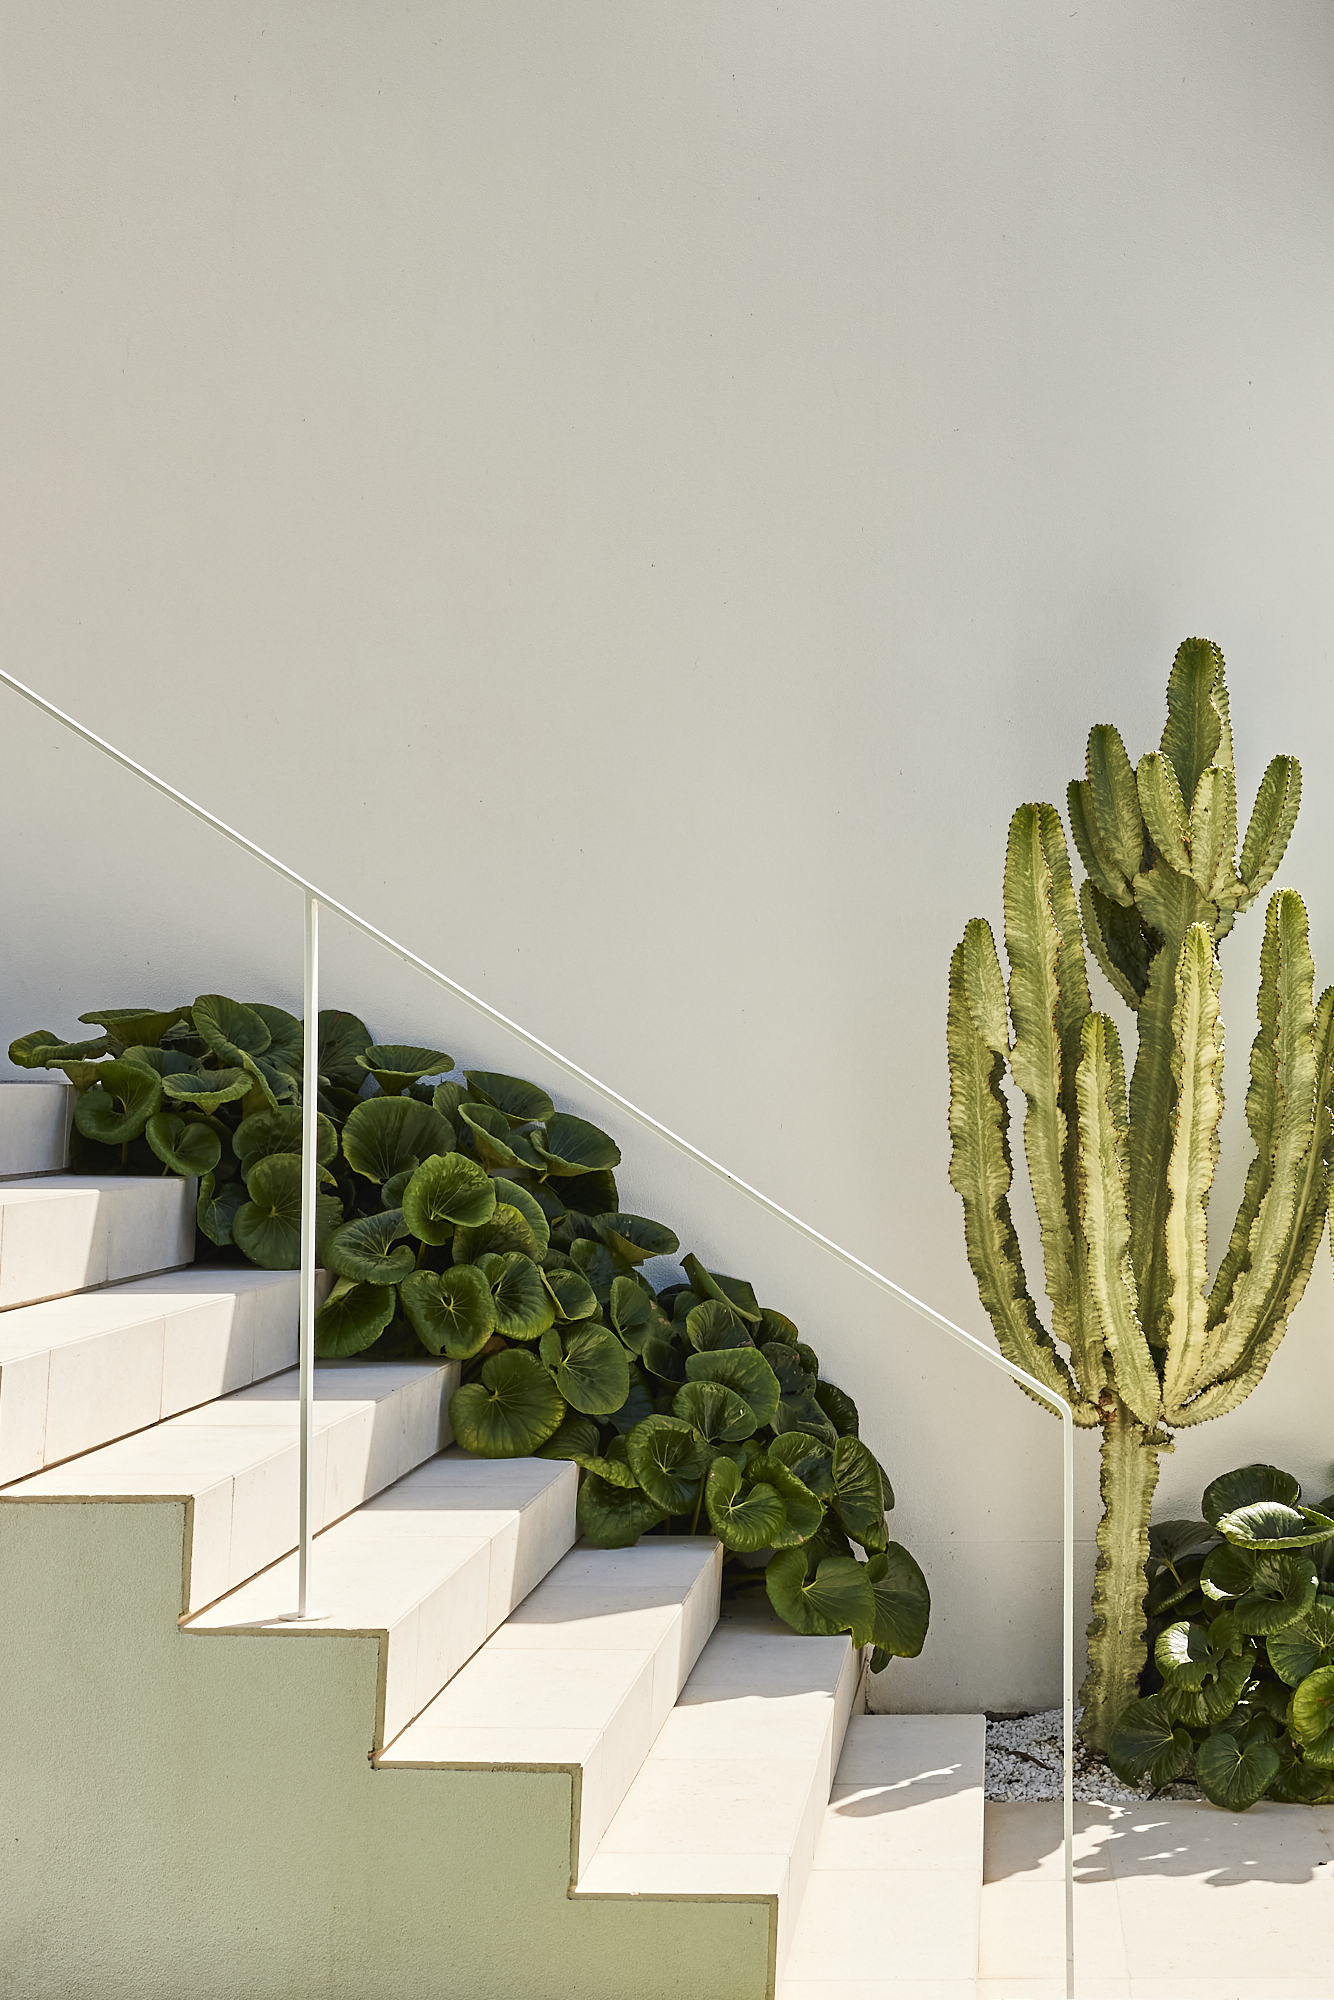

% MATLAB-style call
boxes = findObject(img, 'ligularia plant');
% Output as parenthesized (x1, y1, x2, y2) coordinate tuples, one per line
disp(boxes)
(947, 640, 1333, 1749)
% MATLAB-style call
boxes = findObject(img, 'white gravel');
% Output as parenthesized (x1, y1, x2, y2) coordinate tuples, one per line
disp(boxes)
(986, 1707, 1202, 1803)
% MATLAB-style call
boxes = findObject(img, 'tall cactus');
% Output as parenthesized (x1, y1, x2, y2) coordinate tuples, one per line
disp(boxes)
(948, 640, 1334, 1750)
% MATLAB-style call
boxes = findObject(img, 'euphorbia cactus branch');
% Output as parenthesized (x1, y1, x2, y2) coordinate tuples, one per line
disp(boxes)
(948, 639, 1331, 1751)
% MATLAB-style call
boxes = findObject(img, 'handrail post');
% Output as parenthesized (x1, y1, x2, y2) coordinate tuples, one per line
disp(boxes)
(281, 891, 323, 1620)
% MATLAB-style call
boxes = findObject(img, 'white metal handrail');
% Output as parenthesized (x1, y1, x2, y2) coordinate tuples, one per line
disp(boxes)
(0, 666, 1077, 1997)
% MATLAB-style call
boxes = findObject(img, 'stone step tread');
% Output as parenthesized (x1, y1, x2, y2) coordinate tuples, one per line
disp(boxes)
(189, 1450, 578, 1749)
(4, 1358, 458, 1612)
(0, 1267, 321, 1483)
(382, 1536, 722, 1875)
(0, 1080, 73, 1177)
(575, 1612, 861, 1977)
(777, 1714, 986, 1999)
(0, 1174, 194, 1310)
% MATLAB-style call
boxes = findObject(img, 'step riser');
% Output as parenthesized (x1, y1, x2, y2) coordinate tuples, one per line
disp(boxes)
(0, 1177, 195, 1309)
(0, 1082, 73, 1177)
(0, 1270, 331, 1484)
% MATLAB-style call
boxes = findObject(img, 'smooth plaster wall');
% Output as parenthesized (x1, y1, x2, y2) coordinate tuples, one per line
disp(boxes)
(2, 3, 1333, 1709)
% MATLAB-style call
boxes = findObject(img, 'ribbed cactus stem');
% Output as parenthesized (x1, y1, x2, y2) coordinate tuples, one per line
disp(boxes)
(1080, 1398, 1165, 1752)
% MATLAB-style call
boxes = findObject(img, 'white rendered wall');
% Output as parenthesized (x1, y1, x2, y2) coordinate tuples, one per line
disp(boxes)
(2, 3, 1333, 1709)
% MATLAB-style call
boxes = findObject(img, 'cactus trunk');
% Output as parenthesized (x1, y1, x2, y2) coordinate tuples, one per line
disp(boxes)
(1080, 1398, 1164, 1751)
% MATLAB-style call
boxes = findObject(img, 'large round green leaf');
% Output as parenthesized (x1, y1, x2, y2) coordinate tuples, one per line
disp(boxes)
(78, 1005, 190, 1048)
(759, 1307, 800, 1345)
(326, 1209, 415, 1285)
(231, 1153, 341, 1270)
(1149, 1518, 1222, 1567)
(401, 1152, 496, 1242)
(193, 994, 272, 1064)
(627, 1416, 711, 1513)
(245, 1004, 303, 1071)
(73, 1059, 163, 1145)
(10, 1030, 112, 1069)
(1267, 1739, 1334, 1804)
(531, 1112, 622, 1177)
(315, 1279, 397, 1356)
(642, 1331, 687, 1383)
(593, 1213, 680, 1265)
(576, 1472, 668, 1548)
(545, 1267, 601, 1324)
(399, 1265, 496, 1358)
(145, 1113, 222, 1178)
(123, 1045, 198, 1080)
(866, 1544, 931, 1658)
(479, 1252, 555, 1341)
(1292, 1665, 1334, 1767)
(773, 1393, 840, 1450)
(558, 1167, 620, 1217)
(454, 1202, 540, 1264)
(355, 1044, 454, 1095)
(196, 1174, 247, 1247)
(686, 1347, 781, 1429)
(1267, 1601, 1334, 1686)
(234, 1106, 338, 1171)
(765, 1430, 835, 1498)
(491, 1178, 551, 1260)
(1216, 1500, 1334, 1551)
(765, 1546, 876, 1646)
(536, 1412, 601, 1461)
(1107, 1695, 1195, 1787)
(744, 1457, 823, 1546)
(673, 1379, 757, 1443)
(317, 1009, 373, 1091)
(1158, 1642, 1253, 1727)
(572, 1450, 640, 1488)
(555, 1326, 631, 1416)
(1202, 1547, 1319, 1634)
(686, 1300, 752, 1352)
(1155, 1619, 1238, 1690)
(567, 1237, 623, 1304)
(1195, 1731, 1281, 1811)
(1202, 1463, 1302, 1527)
(830, 1436, 889, 1554)
(161, 1067, 252, 1114)
(450, 1348, 565, 1457)
(464, 1070, 555, 1127)
(761, 1342, 811, 1394)
(343, 1095, 452, 1183)
(814, 1380, 860, 1438)
(681, 1254, 762, 1324)
(456, 1102, 531, 1171)
(704, 1457, 787, 1553)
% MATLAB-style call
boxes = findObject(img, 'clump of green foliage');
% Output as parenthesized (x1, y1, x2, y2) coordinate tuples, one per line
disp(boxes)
(10, 997, 929, 1667)
(1110, 1461, 1334, 1809)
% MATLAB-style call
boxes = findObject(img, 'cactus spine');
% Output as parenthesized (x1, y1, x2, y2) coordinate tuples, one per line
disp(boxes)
(948, 640, 1334, 1750)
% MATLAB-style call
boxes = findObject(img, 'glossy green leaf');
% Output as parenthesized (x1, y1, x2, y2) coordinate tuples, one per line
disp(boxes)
(765, 1546, 876, 1647)
(1155, 1619, 1236, 1690)
(535, 1412, 601, 1461)
(681, 1254, 762, 1323)
(686, 1299, 751, 1351)
(1158, 1642, 1253, 1727)
(317, 1009, 373, 1090)
(314, 1279, 396, 1357)
(342, 1095, 452, 1183)
(232, 1153, 341, 1270)
(772, 1393, 839, 1450)
(1202, 1547, 1318, 1634)
(401, 1151, 496, 1242)
(744, 1456, 823, 1546)
(11, 1030, 112, 1068)
(704, 1457, 787, 1553)
(672, 1378, 756, 1443)
(641, 1332, 687, 1382)
(576, 1472, 668, 1548)
(1203, 1464, 1302, 1527)
(491, 1179, 550, 1260)
(456, 1101, 530, 1171)
(78, 1005, 189, 1048)
(593, 1213, 681, 1265)
(1149, 1518, 1222, 1567)
(627, 1416, 712, 1513)
(234, 1106, 338, 1170)
(1267, 1602, 1334, 1687)
(196, 1174, 246, 1247)
(1216, 1501, 1334, 1552)
(144, 1113, 221, 1178)
(355, 1044, 453, 1095)
(193, 994, 272, 1065)
(454, 1201, 539, 1264)
(545, 1266, 601, 1323)
(1291, 1665, 1334, 1767)
(830, 1436, 889, 1553)
(161, 1067, 251, 1114)
(607, 1274, 655, 1350)
(479, 1251, 555, 1341)
(572, 1451, 640, 1488)
(531, 1112, 622, 1177)
(1195, 1731, 1280, 1811)
(555, 1325, 631, 1415)
(759, 1307, 799, 1345)
(685, 1346, 781, 1428)
(399, 1265, 496, 1358)
(326, 1209, 415, 1285)
(559, 1167, 620, 1217)
(245, 1004, 303, 1070)
(73, 1059, 163, 1145)
(764, 1430, 835, 1498)
(567, 1236, 623, 1304)
(449, 1347, 565, 1457)
(866, 1544, 931, 1657)
(1107, 1695, 1194, 1787)
(813, 1380, 859, 1437)
(759, 1342, 808, 1394)
(463, 1071, 554, 1127)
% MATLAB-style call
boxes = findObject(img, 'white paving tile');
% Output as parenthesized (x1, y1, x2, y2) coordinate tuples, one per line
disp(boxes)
(193, 1452, 579, 1746)
(382, 1537, 721, 1872)
(6, 1359, 458, 1609)
(0, 1175, 193, 1309)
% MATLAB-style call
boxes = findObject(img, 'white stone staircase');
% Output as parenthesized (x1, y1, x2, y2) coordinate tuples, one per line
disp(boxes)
(0, 1078, 982, 1999)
